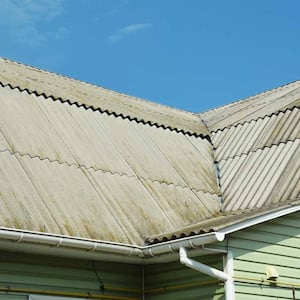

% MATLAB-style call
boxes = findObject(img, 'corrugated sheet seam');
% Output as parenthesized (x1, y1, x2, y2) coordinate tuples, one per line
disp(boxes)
(216, 138, 300, 163)
(0, 146, 217, 196)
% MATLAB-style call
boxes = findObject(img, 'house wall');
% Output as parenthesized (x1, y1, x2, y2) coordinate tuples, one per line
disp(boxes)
(144, 212, 300, 300)
(226, 211, 300, 300)
(144, 254, 225, 300)
(0, 251, 142, 300)
(0, 212, 299, 300)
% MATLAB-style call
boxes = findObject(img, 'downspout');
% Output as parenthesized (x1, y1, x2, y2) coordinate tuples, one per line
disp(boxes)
(179, 247, 235, 300)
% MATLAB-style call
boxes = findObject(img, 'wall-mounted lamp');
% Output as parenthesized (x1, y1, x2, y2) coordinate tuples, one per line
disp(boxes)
(266, 266, 279, 280)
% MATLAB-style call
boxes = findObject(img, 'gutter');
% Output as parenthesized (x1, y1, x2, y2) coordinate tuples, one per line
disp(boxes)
(1, 205, 298, 263)
(0, 228, 224, 264)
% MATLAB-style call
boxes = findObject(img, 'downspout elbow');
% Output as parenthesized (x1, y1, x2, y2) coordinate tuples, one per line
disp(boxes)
(179, 247, 229, 282)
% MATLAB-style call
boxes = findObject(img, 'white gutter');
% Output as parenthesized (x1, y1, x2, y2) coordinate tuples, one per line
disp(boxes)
(143, 231, 225, 256)
(179, 247, 235, 300)
(1, 206, 298, 263)
(0, 228, 224, 263)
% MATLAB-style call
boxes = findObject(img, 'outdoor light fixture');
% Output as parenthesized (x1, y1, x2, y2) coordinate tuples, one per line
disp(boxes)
(266, 266, 279, 280)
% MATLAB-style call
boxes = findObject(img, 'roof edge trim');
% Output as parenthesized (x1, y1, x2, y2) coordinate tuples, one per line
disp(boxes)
(220, 205, 300, 235)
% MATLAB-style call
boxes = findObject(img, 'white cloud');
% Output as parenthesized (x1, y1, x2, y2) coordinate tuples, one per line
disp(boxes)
(0, 0, 67, 46)
(109, 23, 152, 43)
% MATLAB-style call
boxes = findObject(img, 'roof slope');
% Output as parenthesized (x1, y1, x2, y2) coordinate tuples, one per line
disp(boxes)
(201, 83, 299, 232)
(0, 59, 220, 246)
(148, 82, 300, 243)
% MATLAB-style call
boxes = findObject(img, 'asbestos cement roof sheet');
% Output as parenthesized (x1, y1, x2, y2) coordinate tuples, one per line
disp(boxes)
(219, 139, 300, 212)
(213, 107, 300, 161)
(0, 85, 219, 194)
(200, 80, 300, 132)
(0, 58, 209, 137)
(0, 150, 220, 245)
(149, 82, 300, 244)
(0, 83, 220, 245)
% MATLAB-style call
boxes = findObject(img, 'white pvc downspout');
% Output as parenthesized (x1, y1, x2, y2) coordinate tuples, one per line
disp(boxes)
(179, 247, 235, 300)
(224, 251, 235, 300)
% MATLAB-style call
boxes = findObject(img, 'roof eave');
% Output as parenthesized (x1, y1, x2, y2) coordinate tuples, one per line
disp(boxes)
(0, 228, 224, 264)
(220, 204, 300, 235)
(0, 205, 299, 264)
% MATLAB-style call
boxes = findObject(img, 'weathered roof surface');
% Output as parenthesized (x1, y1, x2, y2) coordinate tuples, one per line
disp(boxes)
(0, 58, 209, 136)
(205, 84, 300, 216)
(200, 80, 300, 132)
(213, 107, 299, 161)
(0, 57, 299, 246)
(0, 61, 220, 246)
(149, 82, 300, 243)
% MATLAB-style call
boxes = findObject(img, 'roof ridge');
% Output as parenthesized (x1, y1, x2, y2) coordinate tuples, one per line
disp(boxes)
(0, 82, 209, 139)
(217, 138, 300, 163)
(200, 79, 300, 116)
(0, 57, 196, 117)
(212, 105, 300, 134)
(0, 146, 217, 195)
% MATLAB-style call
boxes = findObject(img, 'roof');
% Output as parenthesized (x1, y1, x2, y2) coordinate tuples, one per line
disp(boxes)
(0, 58, 299, 247)
(0, 58, 219, 246)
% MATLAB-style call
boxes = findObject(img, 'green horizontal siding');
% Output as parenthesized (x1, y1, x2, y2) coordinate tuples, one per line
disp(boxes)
(0, 251, 141, 299)
(0, 212, 299, 300)
(225, 211, 300, 300)
(0, 295, 27, 300)
(145, 254, 225, 299)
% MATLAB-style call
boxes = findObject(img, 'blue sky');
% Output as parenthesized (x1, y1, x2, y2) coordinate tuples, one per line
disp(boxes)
(1, 0, 300, 112)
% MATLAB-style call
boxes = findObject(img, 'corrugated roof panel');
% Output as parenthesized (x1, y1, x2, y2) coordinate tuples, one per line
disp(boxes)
(0, 150, 220, 245)
(0, 85, 218, 193)
(140, 179, 220, 225)
(219, 139, 300, 212)
(0, 85, 135, 175)
(97, 113, 188, 187)
(0, 58, 209, 136)
(213, 107, 300, 161)
(200, 81, 300, 131)
(142, 126, 219, 194)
